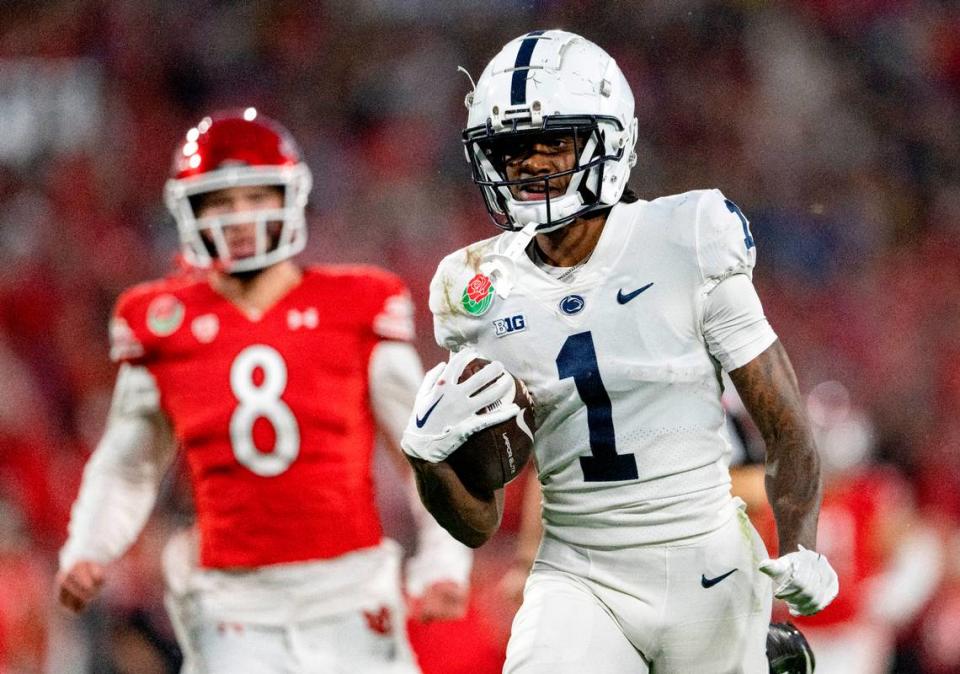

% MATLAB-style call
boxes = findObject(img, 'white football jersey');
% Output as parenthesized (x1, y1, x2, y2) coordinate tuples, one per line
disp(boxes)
(429, 189, 776, 547)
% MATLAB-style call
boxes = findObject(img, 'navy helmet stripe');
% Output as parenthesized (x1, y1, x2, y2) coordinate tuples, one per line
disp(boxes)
(510, 30, 546, 105)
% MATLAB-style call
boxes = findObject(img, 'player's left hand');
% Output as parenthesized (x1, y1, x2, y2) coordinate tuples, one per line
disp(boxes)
(760, 545, 839, 616)
(56, 560, 106, 614)
(409, 580, 469, 623)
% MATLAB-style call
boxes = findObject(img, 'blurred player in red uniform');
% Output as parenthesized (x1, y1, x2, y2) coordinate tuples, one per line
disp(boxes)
(746, 381, 944, 674)
(56, 109, 471, 673)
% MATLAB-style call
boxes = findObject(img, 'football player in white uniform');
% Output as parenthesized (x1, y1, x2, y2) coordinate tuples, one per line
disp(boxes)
(401, 30, 838, 673)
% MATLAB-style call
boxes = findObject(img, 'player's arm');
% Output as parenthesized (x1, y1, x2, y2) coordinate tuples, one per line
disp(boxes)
(695, 194, 819, 550)
(698, 190, 837, 616)
(401, 348, 518, 548)
(57, 363, 175, 613)
(704, 272, 820, 549)
(705, 275, 838, 616)
(728, 340, 820, 553)
(404, 256, 523, 547)
(695, 191, 821, 544)
(368, 340, 473, 621)
(407, 457, 505, 549)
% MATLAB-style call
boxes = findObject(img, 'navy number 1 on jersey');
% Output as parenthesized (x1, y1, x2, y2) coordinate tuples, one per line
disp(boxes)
(556, 332, 639, 482)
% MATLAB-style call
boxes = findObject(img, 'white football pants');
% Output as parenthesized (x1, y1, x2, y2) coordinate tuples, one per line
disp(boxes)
(505, 502, 772, 674)
(166, 599, 420, 674)
(162, 532, 420, 674)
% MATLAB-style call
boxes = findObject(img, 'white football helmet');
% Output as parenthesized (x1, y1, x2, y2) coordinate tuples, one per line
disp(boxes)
(463, 30, 638, 232)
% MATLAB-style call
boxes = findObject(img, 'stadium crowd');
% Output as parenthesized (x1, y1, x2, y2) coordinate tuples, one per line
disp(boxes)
(0, 0, 958, 671)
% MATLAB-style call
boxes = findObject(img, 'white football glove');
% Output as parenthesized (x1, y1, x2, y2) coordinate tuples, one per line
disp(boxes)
(759, 545, 839, 616)
(401, 348, 520, 464)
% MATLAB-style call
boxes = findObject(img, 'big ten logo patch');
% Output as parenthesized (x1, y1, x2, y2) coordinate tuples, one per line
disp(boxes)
(493, 314, 526, 338)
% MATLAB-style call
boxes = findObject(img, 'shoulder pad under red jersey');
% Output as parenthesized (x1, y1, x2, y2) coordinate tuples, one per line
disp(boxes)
(109, 274, 200, 364)
(303, 265, 415, 342)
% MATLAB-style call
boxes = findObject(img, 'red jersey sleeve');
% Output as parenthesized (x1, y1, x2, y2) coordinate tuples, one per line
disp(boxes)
(109, 287, 153, 365)
(109, 280, 189, 366)
(353, 267, 416, 343)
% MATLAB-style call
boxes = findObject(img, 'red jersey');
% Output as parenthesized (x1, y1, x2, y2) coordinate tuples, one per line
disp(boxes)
(109, 266, 415, 569)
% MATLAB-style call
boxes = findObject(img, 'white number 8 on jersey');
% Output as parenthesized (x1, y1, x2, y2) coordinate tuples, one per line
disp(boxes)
(229, 345, 300, 476)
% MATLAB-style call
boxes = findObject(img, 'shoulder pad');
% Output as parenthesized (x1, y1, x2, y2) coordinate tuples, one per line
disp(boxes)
(428, 236, 500, 351)
(695, 188, 757, 285)
(306, 265, 415, 340)
(110, 277, 195, 364)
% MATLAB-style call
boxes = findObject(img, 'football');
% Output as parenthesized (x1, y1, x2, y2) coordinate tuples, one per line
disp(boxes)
(445, 358, 536, 494)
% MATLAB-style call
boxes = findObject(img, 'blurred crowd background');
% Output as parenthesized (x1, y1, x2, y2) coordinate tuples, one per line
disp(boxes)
(0, 0, 958, 672)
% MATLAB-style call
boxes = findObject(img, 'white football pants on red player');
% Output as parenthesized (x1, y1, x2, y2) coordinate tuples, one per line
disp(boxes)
(162, 530, 420, 674)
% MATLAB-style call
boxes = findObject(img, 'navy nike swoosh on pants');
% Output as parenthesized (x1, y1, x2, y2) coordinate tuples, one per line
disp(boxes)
(701, 568, 738, 588)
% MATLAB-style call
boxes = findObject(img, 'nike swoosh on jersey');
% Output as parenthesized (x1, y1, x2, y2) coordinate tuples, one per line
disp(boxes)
(617, 282, 654, 304)
(701, 568, 738, 588)
(415, 396, 444, 428)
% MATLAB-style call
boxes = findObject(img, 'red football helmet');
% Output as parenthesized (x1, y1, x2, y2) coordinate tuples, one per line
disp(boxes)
(164, 108, 313, 272)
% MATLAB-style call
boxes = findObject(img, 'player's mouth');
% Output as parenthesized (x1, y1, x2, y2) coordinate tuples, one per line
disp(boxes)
(225, 238, 258, 258)
(517, 185, 563, 201)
